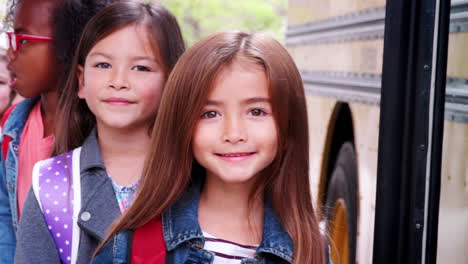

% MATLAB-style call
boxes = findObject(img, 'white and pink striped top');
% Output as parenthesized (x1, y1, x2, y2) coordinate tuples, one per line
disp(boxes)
(203, 232, 258, 263)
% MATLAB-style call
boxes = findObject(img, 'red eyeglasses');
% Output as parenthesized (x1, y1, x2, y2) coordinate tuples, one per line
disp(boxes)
(6, 32, 53, 52)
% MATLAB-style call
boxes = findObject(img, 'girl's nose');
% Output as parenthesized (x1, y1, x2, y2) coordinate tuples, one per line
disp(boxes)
(6, 47, 15, 62)
(222, 116, 247, 143)
(108, 68, 129, 90)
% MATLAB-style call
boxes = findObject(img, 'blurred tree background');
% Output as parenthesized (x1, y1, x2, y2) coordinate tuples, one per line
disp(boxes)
(0, 0, 288, 48)
(154, 0, 288, 46)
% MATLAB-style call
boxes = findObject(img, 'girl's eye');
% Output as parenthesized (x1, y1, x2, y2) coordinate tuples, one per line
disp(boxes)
(132, 65, 151, 72)
(19, 39, 28, 45)
(249, 109, 266, 116)
(95, 63, 111, 69)
(201, 111, 218, 119)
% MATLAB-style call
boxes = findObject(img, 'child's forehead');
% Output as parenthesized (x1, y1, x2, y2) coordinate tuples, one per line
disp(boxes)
(228, 57, 263, 71)
(87, 24, 159, 60)
(215, 58, 265, 82)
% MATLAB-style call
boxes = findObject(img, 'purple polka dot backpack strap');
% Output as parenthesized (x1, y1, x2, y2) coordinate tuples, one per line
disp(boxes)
(32, 147, 82, 264)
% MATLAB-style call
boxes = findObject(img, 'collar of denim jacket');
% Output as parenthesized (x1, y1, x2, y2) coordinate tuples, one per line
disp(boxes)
(1, 97, 38, 143)
(256, 201, 294, 263)
(79, 127, 106, 172)
(162, 181, 205, 251)
(162, 182, 294, 263)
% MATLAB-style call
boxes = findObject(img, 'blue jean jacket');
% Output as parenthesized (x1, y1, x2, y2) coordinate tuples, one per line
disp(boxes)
(92, 183, 298, 264)
(0, 98, 38, 263)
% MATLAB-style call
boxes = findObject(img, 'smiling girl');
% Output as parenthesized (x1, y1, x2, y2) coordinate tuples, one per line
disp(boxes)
(95, 31, 328, 264)
(14, 2, 184, 263)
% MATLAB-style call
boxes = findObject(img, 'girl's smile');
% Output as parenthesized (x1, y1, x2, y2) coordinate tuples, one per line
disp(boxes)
(102, 97, 136, 106)
(215, 152, 257, 162)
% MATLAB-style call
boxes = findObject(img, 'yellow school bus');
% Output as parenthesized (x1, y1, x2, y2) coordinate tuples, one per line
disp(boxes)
(286, 0, 466, 263)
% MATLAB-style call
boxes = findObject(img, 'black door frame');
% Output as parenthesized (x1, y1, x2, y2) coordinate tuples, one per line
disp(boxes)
(373, 0, 451, 263)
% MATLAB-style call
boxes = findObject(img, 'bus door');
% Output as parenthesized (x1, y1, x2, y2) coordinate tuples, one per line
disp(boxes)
(374, 0, 454, 263)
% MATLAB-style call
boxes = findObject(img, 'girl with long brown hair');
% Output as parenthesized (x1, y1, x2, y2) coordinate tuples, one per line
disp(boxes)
(94, 31, 327, 264)
(14, 2, 185, 263)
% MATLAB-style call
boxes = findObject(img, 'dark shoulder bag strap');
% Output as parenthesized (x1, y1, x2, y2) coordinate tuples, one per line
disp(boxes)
(165, 250, 174, 264)
(324, 235, 330, 264)
(127, 231, 134, 264)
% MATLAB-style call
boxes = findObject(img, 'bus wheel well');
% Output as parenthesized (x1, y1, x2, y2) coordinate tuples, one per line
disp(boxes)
(323, 103, 355, 206)
(320, 103, 358, 264)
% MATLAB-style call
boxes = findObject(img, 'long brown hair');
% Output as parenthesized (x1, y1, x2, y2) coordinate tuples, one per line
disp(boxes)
(101, 31, 325, 264)
(53, 1, 185, 155)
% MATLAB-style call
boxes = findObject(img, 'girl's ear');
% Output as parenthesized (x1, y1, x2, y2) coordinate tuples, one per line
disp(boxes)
(77, 65, 85, 99)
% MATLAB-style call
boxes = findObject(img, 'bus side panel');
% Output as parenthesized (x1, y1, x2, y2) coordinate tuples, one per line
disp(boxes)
(437, 13, 468, 262)
(288, 40, 384, 74)
(305, 95, 338, 207)
(447, 32, 468, 78)
(288, 1, 386, 262)
(350, 103, 380, 264)
(305, 94, 381, 264)
(437, 120, 468, 263)
(288, 0, 386, 26)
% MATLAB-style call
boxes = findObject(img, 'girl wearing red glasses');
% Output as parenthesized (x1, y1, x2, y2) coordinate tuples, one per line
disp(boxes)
(0, 0, 119, 262)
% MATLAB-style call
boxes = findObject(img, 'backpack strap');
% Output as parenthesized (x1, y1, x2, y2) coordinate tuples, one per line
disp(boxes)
(1, 104, 17, 160)
(131, 217, 166, 264)
(32, 147, 82, 264)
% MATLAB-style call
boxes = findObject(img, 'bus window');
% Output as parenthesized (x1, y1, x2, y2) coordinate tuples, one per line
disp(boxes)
(437, 1, 468, 262)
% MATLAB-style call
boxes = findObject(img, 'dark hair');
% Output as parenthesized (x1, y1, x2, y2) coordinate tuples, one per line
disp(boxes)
(4, 0, 120, 83)
(100, 31, 325, 264)
(52, 0, 122, 92)
(53, 1, 185, 155)
(3, 0, 19, 27)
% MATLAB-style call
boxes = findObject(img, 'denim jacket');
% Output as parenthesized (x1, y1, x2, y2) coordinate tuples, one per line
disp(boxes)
(0, 98, 38, 263)
(92, 183, 299, 264)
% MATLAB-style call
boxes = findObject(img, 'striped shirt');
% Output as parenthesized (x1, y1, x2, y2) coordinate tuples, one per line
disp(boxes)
(203, 232, 258, 263)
